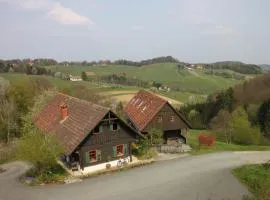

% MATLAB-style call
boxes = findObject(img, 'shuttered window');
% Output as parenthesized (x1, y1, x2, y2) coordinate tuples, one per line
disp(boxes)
(116, 145, 124, 156)
(124, 144, 128, 155)
(112, 146, 117, 157)
(85, 151, 90, 164)
(113, 144, 128, 157)
(85, 150, 102, 163)
(99, 125, 103, 133)
(96, 150, 101, 161)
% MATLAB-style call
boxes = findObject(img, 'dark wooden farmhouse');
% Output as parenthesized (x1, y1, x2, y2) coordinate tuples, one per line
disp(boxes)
(34, 93, 138, 172)
(124, 90, 191, 145)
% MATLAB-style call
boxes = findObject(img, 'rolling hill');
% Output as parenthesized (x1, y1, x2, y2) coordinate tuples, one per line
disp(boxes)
(47, 63, 247, 95)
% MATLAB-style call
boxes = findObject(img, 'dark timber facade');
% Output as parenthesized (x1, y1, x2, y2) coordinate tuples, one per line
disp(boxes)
(34, 93, 137, 170)
(124, 90, 191, 145)
(75, 112, 137, 169)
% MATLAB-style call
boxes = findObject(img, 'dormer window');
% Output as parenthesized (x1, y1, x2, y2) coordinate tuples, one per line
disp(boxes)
(137, 101, 144, 108)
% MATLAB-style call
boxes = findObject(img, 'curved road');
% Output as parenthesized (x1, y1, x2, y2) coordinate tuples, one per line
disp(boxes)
(1, 152, 270, 200)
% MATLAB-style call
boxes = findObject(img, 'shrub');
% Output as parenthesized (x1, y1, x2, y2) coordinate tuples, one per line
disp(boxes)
(188, 109, 205, 129)
(147, 128, 163, 145)
(25, 164, 67, 184)
(132, 139, 150, 157)
(18, 127, 63, 174)
(18, 96, 63, 175)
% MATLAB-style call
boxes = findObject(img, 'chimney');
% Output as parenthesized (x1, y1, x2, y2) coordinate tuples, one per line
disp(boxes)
(60, 103, 68, 120)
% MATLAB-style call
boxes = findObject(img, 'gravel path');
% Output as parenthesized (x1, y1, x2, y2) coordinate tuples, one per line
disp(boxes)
(1, 152, 270, 200)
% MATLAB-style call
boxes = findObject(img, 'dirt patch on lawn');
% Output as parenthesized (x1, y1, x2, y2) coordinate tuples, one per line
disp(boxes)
(100, 90, 138, 96)
(110, 92, 182, 107)
(100, 90, 183, 107)
(155, 94, 183, 106)
(111, 94, 134, 104)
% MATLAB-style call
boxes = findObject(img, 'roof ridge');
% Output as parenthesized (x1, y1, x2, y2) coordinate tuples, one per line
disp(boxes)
(57, 92, 110, 110)
(138, 90, 168, 103)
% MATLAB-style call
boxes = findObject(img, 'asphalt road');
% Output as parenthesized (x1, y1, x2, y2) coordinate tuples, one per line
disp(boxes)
(1, 152, 270, 200)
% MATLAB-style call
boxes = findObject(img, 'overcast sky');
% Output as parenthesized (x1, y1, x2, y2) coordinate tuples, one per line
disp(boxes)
(1, 0, 270, 64)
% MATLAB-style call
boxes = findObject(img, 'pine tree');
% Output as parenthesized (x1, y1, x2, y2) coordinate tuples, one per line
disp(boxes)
(258, 99, 270, 138)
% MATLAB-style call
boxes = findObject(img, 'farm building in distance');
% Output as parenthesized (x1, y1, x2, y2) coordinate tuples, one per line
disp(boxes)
(69, 75, 82, 81)
(34, 93, 138, 174)
(124, 90, 191, 145)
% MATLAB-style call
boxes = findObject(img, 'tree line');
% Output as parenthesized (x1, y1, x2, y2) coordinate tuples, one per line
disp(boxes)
(202, 61, 262, 74)
(114, 56, 180, 66)
(1, 57, 263, 75)
(0, 62, 53, 75)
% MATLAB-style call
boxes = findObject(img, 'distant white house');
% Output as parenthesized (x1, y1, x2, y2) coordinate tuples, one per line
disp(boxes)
(158, 86, 171, 92)
(69, 75, 82, 82)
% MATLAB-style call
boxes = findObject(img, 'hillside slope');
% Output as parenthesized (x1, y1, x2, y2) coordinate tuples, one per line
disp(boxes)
(200, 61, 262, 74)
(47, 63, 244, 94)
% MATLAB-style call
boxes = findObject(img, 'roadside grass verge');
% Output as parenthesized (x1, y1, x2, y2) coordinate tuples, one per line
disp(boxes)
(187, 130, 270, 155)
(21, 164, 68, 185)
(233, 164, 270, 200)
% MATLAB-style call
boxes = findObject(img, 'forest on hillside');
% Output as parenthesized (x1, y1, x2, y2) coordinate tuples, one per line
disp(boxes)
(180, 72, 270, 145)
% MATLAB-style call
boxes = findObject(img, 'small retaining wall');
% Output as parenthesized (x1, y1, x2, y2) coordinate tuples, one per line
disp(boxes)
(155, 144, 192, 153)
(70, 156, 133, 176)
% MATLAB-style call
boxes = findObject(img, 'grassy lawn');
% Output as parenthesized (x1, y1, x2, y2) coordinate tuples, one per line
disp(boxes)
(187, 130, 270, 155)
(233, 164, 270, 200)
(46, 63, 244, 94)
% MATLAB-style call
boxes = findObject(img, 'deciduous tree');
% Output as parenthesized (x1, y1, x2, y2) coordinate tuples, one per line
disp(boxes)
(210, 109, 232, 144)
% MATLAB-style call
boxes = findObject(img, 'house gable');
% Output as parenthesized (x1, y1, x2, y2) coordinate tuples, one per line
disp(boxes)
(124, 90, 167, 132)
(80, 111, 137, 148)
(142, 103, 190, 132)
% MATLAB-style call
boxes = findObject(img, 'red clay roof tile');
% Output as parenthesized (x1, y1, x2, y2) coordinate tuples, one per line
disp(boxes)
(124, 90, 167, 132)
(34, 93, 109, 155)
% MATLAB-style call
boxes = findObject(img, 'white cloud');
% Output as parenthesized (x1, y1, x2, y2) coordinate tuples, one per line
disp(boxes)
(0, 0, 93, 27)
(47, 2, 93, 26)
(131, 25, 144, 31)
